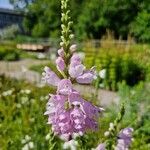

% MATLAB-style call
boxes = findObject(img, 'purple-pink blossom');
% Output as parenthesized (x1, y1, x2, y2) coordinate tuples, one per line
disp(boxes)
(43, 44, 102, 141)
(56, 57, 65, 71)
(69, 64, 85, 78)
(57, 79, 73, 95)
(42, 66, 60, 86)
(44, 82, 102, 141)
(76, 70, 95, 84)
(115, 127, 133, 150)
(95, 143, 106, 150)
(69, 53, 96, 84)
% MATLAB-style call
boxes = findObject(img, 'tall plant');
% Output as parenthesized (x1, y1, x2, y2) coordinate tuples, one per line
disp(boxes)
(42, 0, 133, 149)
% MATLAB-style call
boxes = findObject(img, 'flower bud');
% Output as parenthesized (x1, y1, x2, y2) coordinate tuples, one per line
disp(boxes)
(104, 131, 110, 137)
(70, 44, 77, 53)
(60, 42, 64, 47)
(58, 48, 65, 57)
(109, 122, 114, 129)
(56, 57, 65, 71)
(69, 34, 74, 39)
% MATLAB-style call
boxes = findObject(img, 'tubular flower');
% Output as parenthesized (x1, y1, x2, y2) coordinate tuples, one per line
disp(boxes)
(58, 48, 65, 57)
(69, 53, 96, 84)
(70, 44, 77, 53)
(95, 143, 106, 150)
(115, 128, 133, 150)
(57, 79, 73, 95)
(56, 57, 65, 71)
(42, 66, 60, 86)
(69, 64, 85, 78)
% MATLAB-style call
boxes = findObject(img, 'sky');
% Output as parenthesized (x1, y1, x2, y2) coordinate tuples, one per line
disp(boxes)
(0, 0, 13, 9)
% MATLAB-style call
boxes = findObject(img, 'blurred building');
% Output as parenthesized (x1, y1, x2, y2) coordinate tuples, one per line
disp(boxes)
(0, 8, 24, 30)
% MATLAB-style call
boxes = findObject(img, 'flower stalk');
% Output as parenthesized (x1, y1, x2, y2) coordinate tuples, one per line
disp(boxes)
(105, 103, 125, 150)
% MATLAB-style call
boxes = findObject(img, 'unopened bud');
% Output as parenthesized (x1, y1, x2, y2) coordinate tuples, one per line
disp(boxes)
(109, 123, 114, 129)
(69, 34, 74, 39)
(60, 42, 64, 47)
(70, 44, 77, 53)
(58, 48, 65, 57)
(104, 131, 110, 137)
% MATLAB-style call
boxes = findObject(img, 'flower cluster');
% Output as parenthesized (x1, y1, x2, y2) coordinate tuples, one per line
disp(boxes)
(43, 45, 102, 141)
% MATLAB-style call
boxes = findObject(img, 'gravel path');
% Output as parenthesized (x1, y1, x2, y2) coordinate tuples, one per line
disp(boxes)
(0, 59, 119, 106)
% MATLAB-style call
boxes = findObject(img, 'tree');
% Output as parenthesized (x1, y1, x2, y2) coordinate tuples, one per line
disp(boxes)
(131, 10, 150, 42)
(22, 0, 84, 38)
(9, 0, 35, 9)
(76, 0, 142, 39)
(10, 0, 150, 42)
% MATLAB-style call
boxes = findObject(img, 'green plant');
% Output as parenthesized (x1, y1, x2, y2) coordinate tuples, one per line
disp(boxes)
(0, 46, 20, 61)
(117, 81, 150, 149)
(83, 44, 148, 91)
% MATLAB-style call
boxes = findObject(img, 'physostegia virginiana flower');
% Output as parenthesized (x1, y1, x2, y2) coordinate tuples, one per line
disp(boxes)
(42, 0, 103, 141)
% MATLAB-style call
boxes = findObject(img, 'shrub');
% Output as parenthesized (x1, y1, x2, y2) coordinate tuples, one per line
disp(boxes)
(0, 46, 20, 61)
(84, 48, 145, 91)
(131, 10, 150, 43)
(0, 24, 20, 40)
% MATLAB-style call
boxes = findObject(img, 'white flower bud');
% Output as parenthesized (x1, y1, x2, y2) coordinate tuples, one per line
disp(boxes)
(70, 44, 77, 53)
(109, 122, 114, 129)
(69, 34, 74, 39)
(99, 69, 106, 79)
(60, 42, 64, 47)
(104, 131, 110, 137)
(28, 141, 34, 149)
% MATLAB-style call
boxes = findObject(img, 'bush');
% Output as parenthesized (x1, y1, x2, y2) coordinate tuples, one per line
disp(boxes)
(0, 25, 20, 40)
(84, 47, 145, 91)
(131, 10, 150, 43)
(0, 46, 20, 61)
(0, 75, 57, 149)
(117, 82, 150, 149)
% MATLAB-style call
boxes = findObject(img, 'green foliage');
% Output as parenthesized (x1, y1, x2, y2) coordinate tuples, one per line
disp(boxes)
(117, 82, 150, 149)
(0, 75, 62, 150)
(0, 46, 20, 61)
(0, 44, 38, 61)
(0, 25, 20, 40)
(18, 0, 149, 41)
(23, 0, 61, 38)
(131, 10, 150, 42)
(32, 22, 50, 37)
(84, 46, 146, 91)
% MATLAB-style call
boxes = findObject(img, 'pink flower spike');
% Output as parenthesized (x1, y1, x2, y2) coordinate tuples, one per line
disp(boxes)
(42, 66, 60, 86)
(56, 57, 65, 71)
(58, 48, 65, 57)
(57, 79, 73, 95)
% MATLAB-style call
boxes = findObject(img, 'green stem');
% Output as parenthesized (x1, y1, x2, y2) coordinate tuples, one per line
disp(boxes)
(105, 103, 125, 150)
(60, 0, 74, 78)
